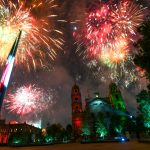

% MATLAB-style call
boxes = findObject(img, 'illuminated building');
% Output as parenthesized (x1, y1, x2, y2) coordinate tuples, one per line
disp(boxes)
(0, 119, 40, 144)
(71, 83, 127, 139)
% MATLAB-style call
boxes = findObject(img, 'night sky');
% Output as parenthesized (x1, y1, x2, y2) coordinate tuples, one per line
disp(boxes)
(0, 0, 150, 127)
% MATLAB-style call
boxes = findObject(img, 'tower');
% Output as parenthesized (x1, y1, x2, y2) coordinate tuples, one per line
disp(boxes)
(71, 83, 83, 139)
(109, 83, 126, 112)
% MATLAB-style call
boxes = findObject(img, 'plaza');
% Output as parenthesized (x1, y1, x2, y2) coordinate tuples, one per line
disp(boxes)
(1, 141, 150, 150)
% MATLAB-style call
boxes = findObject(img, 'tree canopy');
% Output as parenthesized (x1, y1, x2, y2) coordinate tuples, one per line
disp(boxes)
(134, 18, 150, 79)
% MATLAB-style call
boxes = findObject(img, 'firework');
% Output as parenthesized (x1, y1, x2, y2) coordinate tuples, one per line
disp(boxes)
(74, 0, 146, 87)
(75, 0, 145, 58)
(111, 1, 145, 40)
(75, 3, 112, 57)
(4, 85, 54, 115)
(100, 37, 129, 67)
(0, 0, 64, 70)
(86, 57, 139, 87)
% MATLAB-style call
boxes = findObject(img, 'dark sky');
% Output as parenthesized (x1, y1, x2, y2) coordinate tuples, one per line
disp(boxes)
(0, 0, 149, 128)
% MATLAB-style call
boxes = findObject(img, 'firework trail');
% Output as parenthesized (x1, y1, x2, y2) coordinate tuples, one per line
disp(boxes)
(4, 84, 55, 115)
(86, 57, 141, 88)
(0, 0, 64, 70)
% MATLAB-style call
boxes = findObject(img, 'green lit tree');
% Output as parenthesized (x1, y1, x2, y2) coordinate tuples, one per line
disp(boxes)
(95, 118, 108, 139)
(110, 114, 126, 137)
(81, 121, 91, 136)
(94, 112, 108, 139)
(136, 90, 150, 129)
(46, 123, 65, 142)
(44, 134, 54, 143)
(114, 125, 123, 134)
(134, 18, 150, 137)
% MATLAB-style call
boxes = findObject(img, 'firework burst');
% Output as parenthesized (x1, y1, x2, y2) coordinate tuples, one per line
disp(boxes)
(75, 0, 145, 58)
(0, 0, 64, 70)
(74, 0, 146, 87)
(111, 0, 146, 40)
(100, 37, 129, 67)
(75, 3, 112, 57)
(4, 84, 54, 115)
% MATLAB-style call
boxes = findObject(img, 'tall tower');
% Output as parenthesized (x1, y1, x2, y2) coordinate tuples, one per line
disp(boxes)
(109, 83, 126, 112)
(71, 83, 83, 139)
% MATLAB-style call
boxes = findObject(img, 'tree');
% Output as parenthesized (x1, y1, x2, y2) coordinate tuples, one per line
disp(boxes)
(136, 90, 150, 129)
(81, 121, 91, 136)
(46, 123, 65, 142)
(95, 118, 108, 139)
(134, 19, 150, 137)
(134, 19, 150, 79)
(66, 124, 73, 139)
(95, 112, 108, 139)
(110, 114, 126, 137)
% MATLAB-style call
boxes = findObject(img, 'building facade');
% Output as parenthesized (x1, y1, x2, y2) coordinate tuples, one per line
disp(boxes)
(0, 120, 40, 144)
(71, 83, 127, 139)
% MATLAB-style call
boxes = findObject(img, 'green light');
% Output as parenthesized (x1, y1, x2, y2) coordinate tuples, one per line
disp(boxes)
(95, 119, 108, 138)
(109, 83, 126, 111)
(136, 90, 150, 128)
(82, 123, 91, 136)
(114, 126, 123, 134)
(45, 135, 54, 143)
(12, 137, 22, 144)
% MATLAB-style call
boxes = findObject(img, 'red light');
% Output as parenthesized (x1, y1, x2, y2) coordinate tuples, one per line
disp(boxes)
(75, 119, 81, 127)
(9, 121, 18, 124)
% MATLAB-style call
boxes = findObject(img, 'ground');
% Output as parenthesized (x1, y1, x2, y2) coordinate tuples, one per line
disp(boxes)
(1, 142, 150, 150)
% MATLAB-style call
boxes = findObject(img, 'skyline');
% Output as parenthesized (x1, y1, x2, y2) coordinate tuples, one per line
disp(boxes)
(0, 0, 149, 127)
